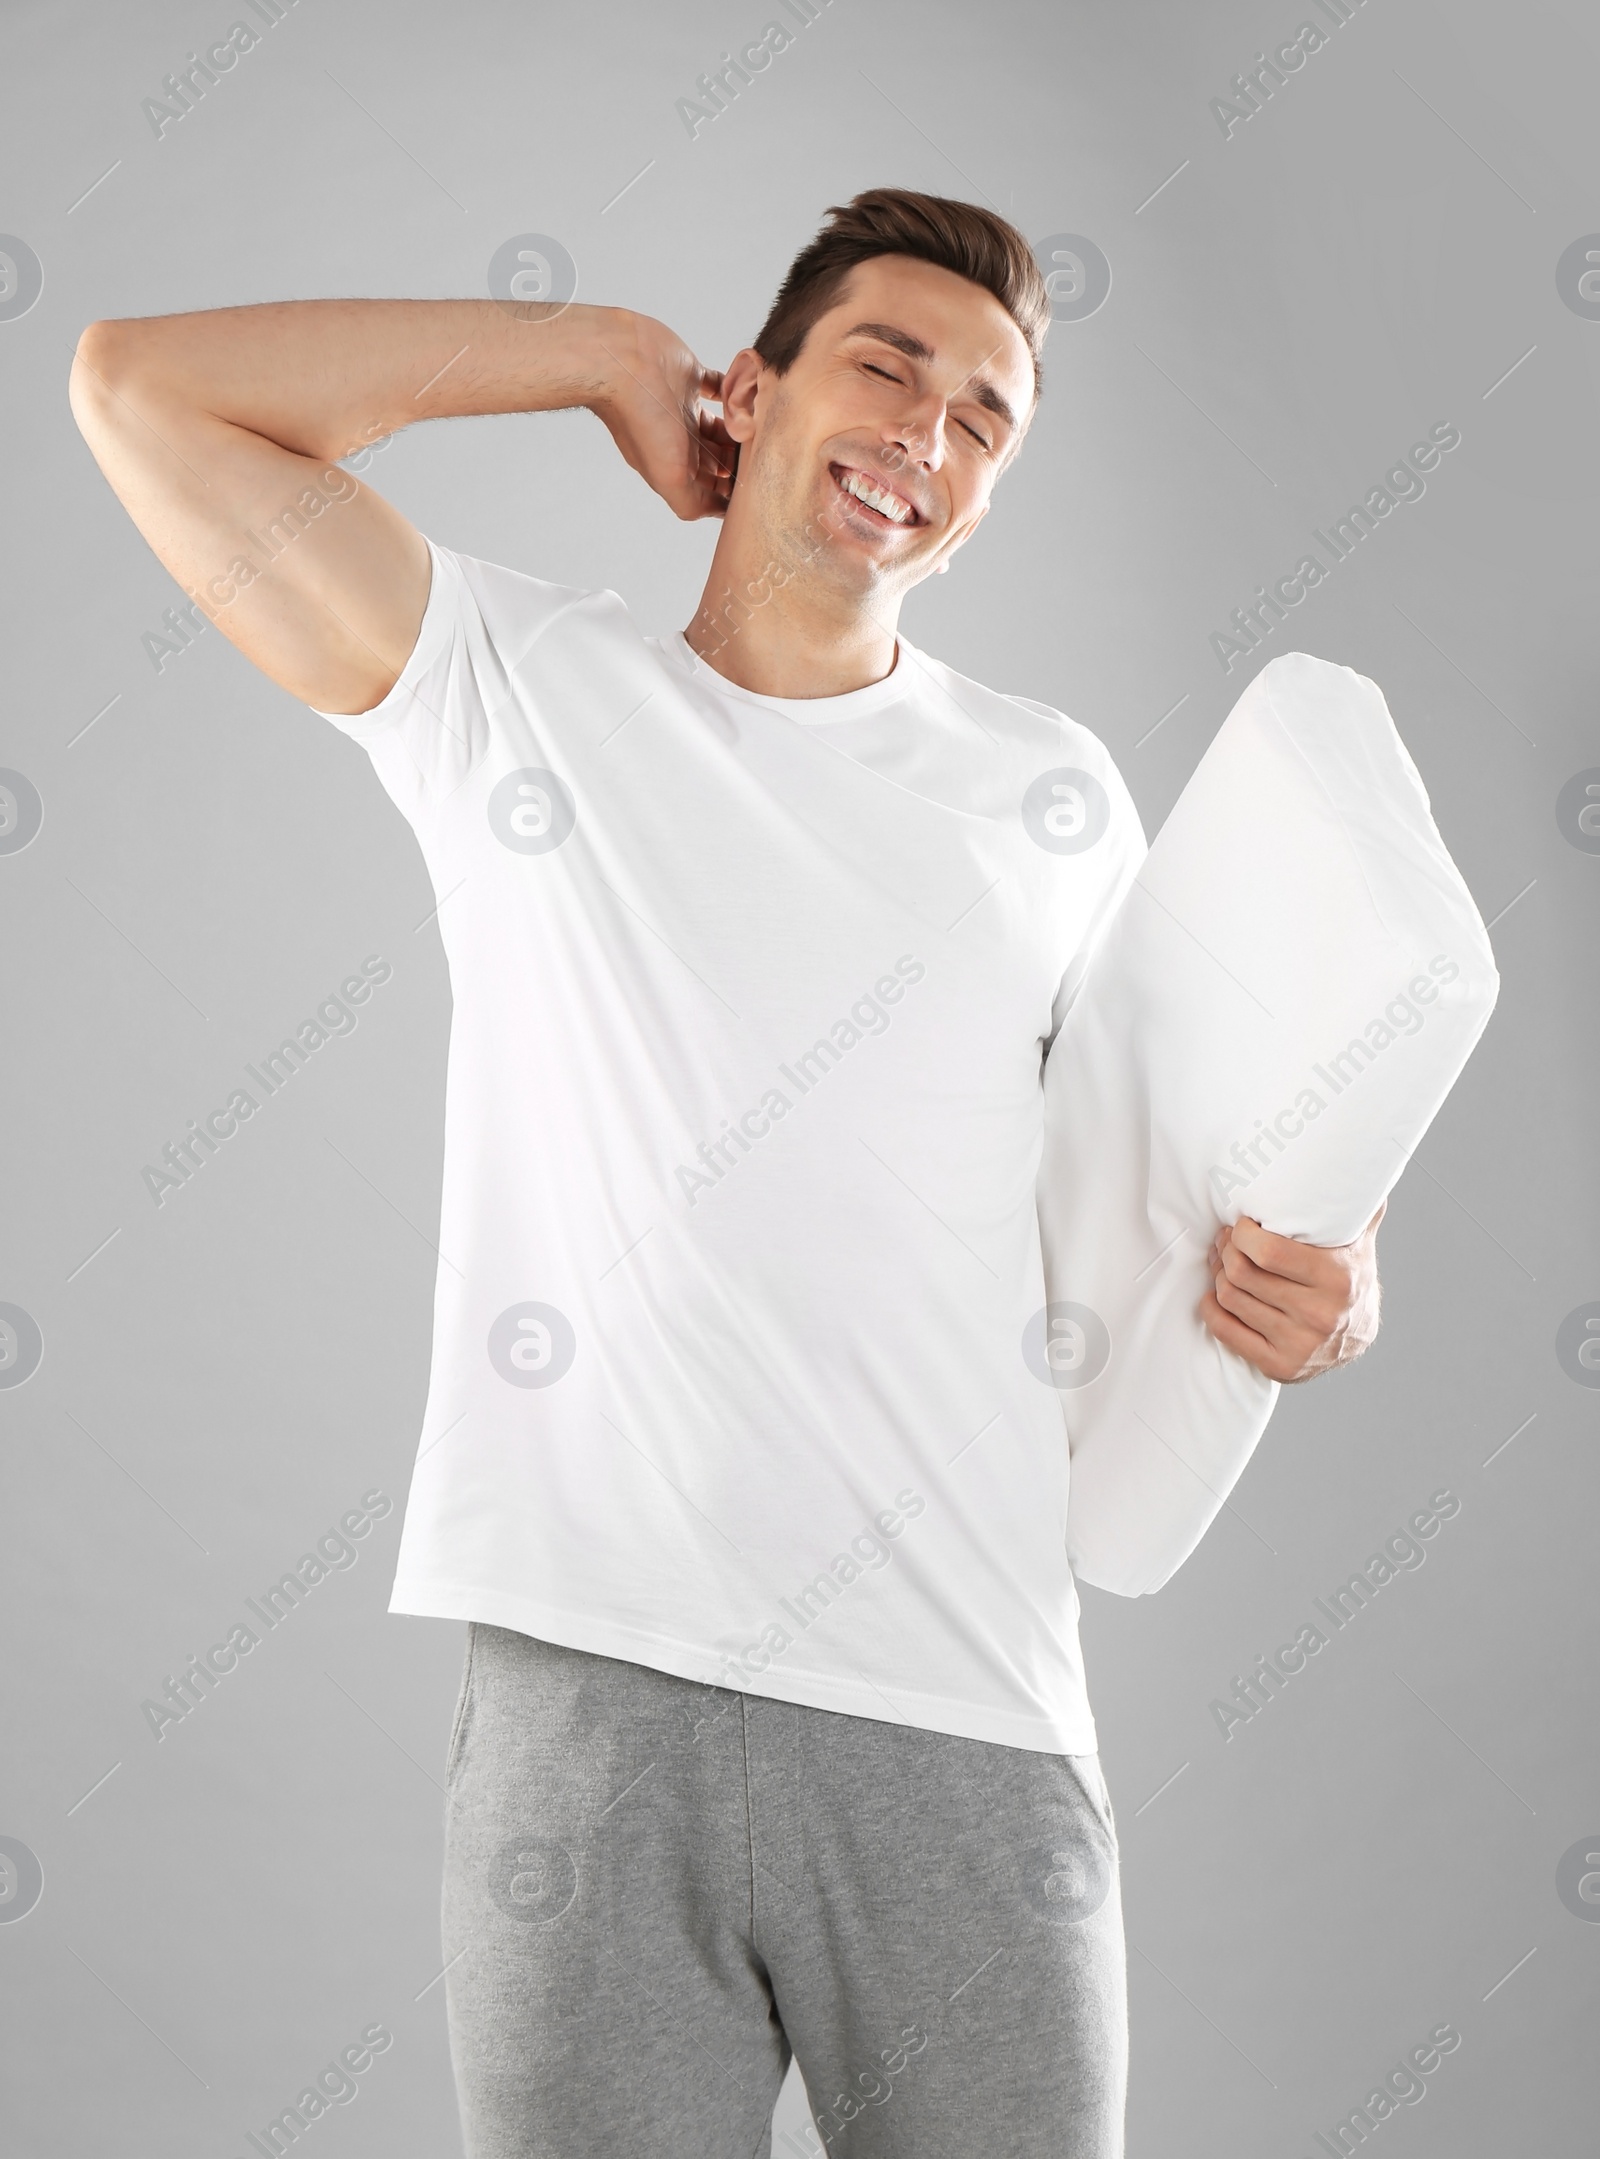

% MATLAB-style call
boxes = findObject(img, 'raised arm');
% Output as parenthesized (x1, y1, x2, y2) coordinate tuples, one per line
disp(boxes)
(69, 298, 733, 715)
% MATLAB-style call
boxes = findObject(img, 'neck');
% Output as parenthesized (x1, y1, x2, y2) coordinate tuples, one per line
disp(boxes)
(683, 515, 901, 699)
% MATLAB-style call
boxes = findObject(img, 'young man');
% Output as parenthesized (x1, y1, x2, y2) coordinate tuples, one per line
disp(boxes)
(71, 189, 1380, 2158)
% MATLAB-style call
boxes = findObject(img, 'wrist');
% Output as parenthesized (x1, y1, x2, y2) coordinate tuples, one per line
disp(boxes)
(548, 302, 632, 416)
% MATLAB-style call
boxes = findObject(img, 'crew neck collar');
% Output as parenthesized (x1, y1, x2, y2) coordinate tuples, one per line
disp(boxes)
(656, 629, 913, 723)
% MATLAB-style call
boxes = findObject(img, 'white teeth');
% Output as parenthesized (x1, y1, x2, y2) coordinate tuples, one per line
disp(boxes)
(840, 469, 912, 523)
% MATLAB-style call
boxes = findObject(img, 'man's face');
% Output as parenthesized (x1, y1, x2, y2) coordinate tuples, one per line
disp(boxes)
(724, 254, 1036, 602)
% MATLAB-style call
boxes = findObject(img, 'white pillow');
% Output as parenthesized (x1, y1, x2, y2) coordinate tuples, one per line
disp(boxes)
(1037, 652, 1499, 1598)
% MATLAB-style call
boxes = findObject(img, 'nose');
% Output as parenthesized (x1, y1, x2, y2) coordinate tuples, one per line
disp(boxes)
(882, 388, 947, 475)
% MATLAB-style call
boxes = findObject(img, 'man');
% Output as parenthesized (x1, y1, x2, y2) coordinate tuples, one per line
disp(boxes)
(71, 188, 1380, 2158)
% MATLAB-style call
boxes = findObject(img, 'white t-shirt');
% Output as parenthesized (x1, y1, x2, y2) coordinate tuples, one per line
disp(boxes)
(316, 539, 1145, 1754)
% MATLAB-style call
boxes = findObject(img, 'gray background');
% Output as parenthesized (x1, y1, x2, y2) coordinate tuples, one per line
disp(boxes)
(2, 0, 1597, 2151)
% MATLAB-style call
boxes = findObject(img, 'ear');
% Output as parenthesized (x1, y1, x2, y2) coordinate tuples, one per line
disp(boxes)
(717, 348, 766, 445)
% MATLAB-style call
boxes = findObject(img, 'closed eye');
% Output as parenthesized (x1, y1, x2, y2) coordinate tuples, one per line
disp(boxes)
(861, 363, 993, 450)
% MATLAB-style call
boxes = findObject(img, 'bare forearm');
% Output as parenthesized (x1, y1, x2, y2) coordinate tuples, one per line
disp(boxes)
(68, 291, 725, 715)
(76, 296, 628, 461)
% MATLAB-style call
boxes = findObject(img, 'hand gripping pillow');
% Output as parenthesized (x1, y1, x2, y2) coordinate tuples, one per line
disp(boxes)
(1037, 651, 1499, 1598)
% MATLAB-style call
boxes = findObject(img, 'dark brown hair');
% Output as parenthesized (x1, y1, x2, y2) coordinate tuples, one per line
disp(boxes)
(753, 187, 1050, 405)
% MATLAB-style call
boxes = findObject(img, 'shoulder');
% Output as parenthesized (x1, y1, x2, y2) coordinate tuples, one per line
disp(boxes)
(903, 643, 1145, 845)
(437, 542, 628, 664)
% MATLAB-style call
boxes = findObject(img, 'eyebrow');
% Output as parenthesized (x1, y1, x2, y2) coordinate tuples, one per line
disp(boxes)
(840, 321, 1022, 435)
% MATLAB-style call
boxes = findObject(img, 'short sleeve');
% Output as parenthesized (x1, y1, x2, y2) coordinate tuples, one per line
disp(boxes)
(310, 537, 594, 826)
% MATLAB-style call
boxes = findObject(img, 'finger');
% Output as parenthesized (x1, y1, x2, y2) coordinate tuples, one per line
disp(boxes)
(698, 422, 737, 478)
(664, 458, 726, 521)
(1214, 1240, 1326, 1322)
(679, 435, 727, 501)
(1209, 1266, 1307, 1347)
(695, 408, 736, 455)
(1219, 1252, 1354, 1349)
(1228, 1218, 1370, 1309)
(1202, 1294, 1322, 1381)
(597, 335, 734, 509)
(1203, 1282, 1328, 1375)
(698, 450, 735, 506)
(1200, 1288, 1281, 1369)
(1225, 1215, 1324, 1285)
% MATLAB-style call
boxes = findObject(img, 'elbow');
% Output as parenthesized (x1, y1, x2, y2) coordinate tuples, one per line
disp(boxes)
(69, 318, 145, 428)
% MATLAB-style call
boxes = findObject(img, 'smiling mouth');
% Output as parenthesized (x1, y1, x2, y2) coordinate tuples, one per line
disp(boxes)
(829, 462, 923, 528)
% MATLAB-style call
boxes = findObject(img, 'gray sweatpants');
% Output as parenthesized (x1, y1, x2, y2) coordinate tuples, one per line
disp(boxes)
(441, 1622, 1128, 2157)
